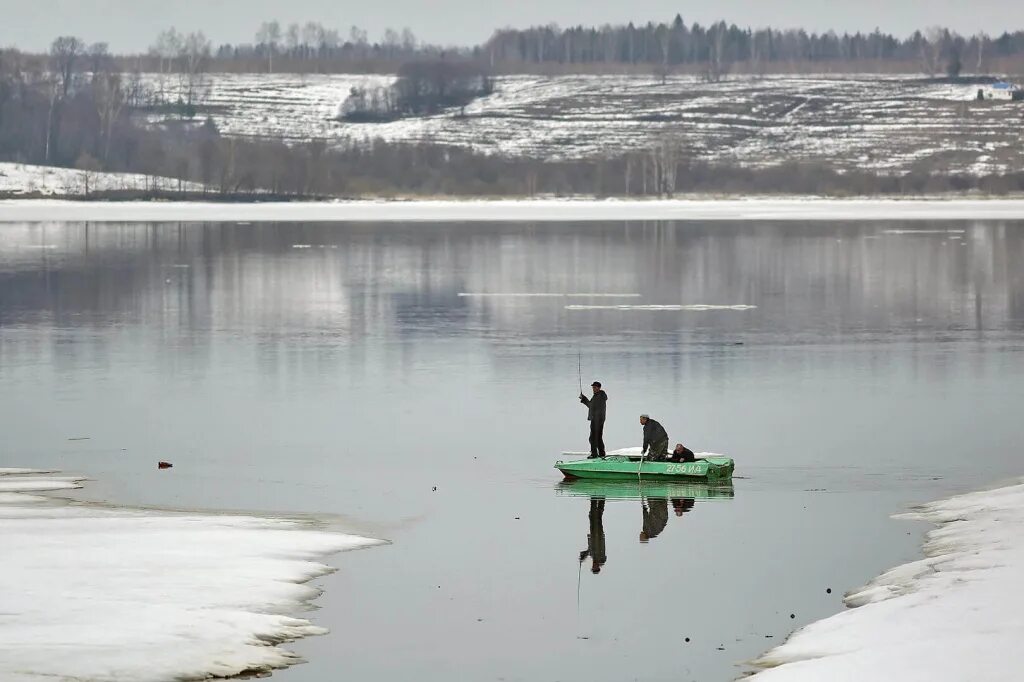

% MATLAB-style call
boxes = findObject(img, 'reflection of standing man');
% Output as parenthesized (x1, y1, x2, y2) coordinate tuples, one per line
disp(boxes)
(579, 381, 607, 459)
(579, 497, 607, 573)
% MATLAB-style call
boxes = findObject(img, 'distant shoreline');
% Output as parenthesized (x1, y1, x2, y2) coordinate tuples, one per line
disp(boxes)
(3, 197, 1024, 222)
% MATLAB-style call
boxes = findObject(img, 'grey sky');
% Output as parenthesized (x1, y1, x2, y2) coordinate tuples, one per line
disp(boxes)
(2, 0, 1023, 53)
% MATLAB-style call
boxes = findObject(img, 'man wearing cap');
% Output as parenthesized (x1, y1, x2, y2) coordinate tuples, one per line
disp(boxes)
(639, 415, 669, 461)
(579, 381, 607, 459)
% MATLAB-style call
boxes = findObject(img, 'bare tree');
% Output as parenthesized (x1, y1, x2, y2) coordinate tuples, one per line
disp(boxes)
(178, 32, 211, 119)
(974, 32, 989, 73)
(46, 36, 84, 163)
(87, 43, 112, 75)
(150, 28, 183, 73)
(655, 23, 670, 84)
(50, 36, 84, 98)
(285, 24, 301, 56)
(256, 21, 282, 72)
(922, 27, 944, 76)
(93, 71, 126, 161)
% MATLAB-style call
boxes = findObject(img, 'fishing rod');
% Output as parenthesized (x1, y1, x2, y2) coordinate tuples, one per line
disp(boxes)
(577, 348, 583, 395)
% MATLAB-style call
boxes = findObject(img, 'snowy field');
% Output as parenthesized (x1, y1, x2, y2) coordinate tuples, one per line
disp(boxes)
(0, 162, 206, 197)
(750, 480, 1024, 681)
(143, 73, 1024, 174)
(3, 197, 1024, 222)
(0, 468, 383, 681)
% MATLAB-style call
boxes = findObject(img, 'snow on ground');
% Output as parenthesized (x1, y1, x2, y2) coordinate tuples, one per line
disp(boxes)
(0, 469, 383, 681)
(749, 480, 1024, 682)
(3, 198, 1024, 223)
(0, 162, 207, 197)
(141, 72, 1024, 175)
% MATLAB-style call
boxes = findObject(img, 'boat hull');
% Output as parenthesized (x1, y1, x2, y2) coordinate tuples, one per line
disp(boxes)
(555, 455, 735, 481)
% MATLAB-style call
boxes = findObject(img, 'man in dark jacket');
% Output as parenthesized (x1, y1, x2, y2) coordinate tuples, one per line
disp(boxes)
(579, 381, 607, 459)
(671, 443, 696, 463)
(639, 414, 669, 461)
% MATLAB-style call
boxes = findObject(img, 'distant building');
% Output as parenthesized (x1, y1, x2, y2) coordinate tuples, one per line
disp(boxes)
(981, 81, 1023, 101)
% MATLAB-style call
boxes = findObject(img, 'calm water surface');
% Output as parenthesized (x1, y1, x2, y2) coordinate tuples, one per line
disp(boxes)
(1, 220, 1023, 682)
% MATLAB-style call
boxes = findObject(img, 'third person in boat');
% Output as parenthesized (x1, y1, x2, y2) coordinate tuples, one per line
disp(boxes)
(639, 414, 669, 461)
(670, 443, 696, 463)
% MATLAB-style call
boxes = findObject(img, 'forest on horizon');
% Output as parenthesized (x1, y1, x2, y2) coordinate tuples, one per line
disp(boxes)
(5, 17, 1024, 76)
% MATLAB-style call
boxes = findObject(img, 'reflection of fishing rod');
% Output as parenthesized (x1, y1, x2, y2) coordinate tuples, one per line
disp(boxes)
(577, 557, 583, 612)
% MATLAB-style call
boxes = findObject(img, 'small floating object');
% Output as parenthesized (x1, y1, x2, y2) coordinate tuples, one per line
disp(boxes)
(158, 461, 173, 469)
(67, 437, 91, 441)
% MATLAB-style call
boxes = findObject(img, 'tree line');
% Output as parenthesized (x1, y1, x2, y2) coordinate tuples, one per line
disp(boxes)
(14, 19, 1024, 76)
(484, 21, 1024, 78)
(116, 20, 1024, 77)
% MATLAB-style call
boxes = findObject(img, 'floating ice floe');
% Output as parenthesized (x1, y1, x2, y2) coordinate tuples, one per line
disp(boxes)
(750, 480, 1024, 682)
(458, 292, 642, 298)
(565, 304, 757, 311)
(0, 468, 384, 682)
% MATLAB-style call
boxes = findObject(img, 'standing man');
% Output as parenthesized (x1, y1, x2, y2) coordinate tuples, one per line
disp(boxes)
(639, 414, 669, 462)
(579, 381, 607, 459)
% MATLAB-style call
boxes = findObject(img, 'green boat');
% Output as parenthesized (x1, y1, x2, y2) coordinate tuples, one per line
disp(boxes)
(555, 454, 735, 481)
(555, 478, 734, 500)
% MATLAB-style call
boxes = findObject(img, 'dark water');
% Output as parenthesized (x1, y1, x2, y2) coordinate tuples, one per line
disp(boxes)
(1, 220, 1023, 682)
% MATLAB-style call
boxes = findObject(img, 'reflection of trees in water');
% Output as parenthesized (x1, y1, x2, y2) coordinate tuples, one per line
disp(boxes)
(2, 220, 1022, 343)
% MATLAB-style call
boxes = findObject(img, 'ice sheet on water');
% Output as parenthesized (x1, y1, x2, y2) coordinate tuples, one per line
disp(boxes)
(458, 292, 642, 298)
(8, 198, 1024, 223)
(749, 480, 1024, 682)
(0, 468, 57, 475)
(0, 476, 85, 492)
(0, 470, 384, 681)
(565, 304, 756, 311)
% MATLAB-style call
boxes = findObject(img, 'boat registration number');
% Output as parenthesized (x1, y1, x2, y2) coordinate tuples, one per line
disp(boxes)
(664, 463, 703, 475)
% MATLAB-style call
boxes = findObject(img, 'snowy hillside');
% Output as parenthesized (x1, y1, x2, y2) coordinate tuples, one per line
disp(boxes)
(141, 73, 1024, 175)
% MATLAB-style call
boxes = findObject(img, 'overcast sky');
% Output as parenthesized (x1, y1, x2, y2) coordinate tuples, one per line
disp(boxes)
(2, 0, 1023, 53)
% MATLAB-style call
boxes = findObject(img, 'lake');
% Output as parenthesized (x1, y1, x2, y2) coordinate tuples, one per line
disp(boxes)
(1, 219, 1022, 682)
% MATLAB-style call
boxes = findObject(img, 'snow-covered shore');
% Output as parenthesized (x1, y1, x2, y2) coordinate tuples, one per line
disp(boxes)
(0, 162, 206, 197)
(3, 198, 1024, 223)
(749, 479, 1024, 682)
(0, 469, 383, 681)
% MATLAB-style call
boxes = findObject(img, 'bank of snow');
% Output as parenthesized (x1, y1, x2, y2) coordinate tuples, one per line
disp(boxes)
(0, 162, 205, 196)
(0, 469, 383, 681)
(750, 480, 1024, 682)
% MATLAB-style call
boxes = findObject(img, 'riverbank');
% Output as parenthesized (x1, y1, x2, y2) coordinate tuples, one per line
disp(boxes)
(3, 197, 1024, 222)
(0, 468, 384, 681)
(749, 479, 1024, 681)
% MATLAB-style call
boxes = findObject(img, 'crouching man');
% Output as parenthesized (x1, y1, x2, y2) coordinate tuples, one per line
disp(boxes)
(670, 443, 696, 463)
(639, 414, 669, 462)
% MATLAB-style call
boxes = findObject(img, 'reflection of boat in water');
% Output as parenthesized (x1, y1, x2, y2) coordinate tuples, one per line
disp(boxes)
(556, 478, 735, 500)
(555, 453, 735, 481)
(569, 480, 735, 573)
